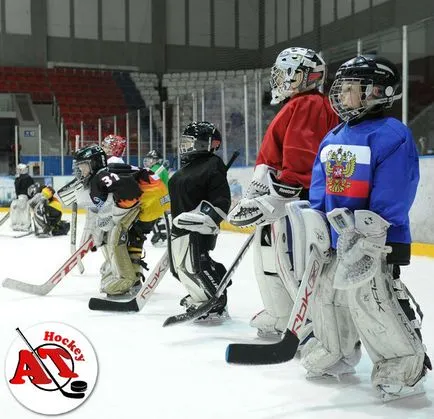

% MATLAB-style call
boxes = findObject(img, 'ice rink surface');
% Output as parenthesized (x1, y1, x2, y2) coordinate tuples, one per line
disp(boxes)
(0, 213, 433, 419)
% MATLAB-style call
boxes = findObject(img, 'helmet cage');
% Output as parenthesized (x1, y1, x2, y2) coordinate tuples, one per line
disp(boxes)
(270, 48, 326, 104)
(73, 160, 93, 183)
(329, 76, 401, 122)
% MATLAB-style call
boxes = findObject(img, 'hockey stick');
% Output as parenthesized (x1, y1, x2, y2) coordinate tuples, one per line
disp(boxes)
(88, 250, 170, 312)
(226, 150, 240, 170)
(13, 231, 33, 238)
(2, 237, 94, 296)
(225, 245, 325, 364)
(16, 328, 85, 399)
(162, 233, 254, 327)
(71, 202, 85, 274)
(0, 211, 10, 227)
(164, 211, 179, 280)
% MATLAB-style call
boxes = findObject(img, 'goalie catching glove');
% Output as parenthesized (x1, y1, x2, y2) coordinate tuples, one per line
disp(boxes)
(173, 200, 226, 235)
(228, 168, 302, 227)
(327, 208, 392, 290)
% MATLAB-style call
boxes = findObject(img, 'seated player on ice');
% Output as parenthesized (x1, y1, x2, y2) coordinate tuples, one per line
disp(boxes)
(168, 121, 231, 323)
(10, 163, 35, 232)
(228, 47, 339, 338)
(302, 55, 431, 401)
(72, 145, 169, 296)
(28, 183, 70, 237)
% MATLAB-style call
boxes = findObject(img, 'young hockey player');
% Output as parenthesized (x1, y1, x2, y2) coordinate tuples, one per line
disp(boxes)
(144, 149, 170, 246)
(28, 183, 70, 237)
(169, 121, 231, 322)
(302, 55, 431, 401)
(72, 145, 169, 296)
(102, 134, 127, 164)
(144, 150, 169, 186)
(10, 163, 34, 231)
(228, 47, 339, 338)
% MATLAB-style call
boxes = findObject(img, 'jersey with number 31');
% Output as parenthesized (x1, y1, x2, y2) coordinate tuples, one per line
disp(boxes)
(89, 169, 142, 209)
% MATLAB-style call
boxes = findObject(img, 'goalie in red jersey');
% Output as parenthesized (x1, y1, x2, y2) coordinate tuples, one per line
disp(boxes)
(228, 47, 339, 339)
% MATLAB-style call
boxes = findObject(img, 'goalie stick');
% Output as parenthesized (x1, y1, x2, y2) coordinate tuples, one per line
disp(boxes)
(162, 233, 254, 327)
(88, 250, 170, 312)
(2, 237, 94, 296)
(71, 202, 85, 274)
(225, 244, 326, 364)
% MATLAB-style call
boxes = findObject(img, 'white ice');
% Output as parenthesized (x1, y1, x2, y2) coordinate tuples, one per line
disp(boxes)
(0, 214, 433, 419)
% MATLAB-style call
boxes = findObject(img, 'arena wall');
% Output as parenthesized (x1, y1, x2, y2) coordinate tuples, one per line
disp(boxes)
(1, 157, 434, 253)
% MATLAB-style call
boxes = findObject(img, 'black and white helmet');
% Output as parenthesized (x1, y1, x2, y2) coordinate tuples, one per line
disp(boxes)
(270, 47, 326, 105)
(143, 149, 163, 168)
(180, 121, 222, 162)
(329, 55, 402, 122)
(72, 145, 107, 185)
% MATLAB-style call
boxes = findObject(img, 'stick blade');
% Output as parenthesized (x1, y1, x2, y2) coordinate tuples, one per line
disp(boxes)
(88, 297, 139, 312)
(162, 297, 220, 327)
(225, 330, 300, 365)
(2, 278, 50, 296)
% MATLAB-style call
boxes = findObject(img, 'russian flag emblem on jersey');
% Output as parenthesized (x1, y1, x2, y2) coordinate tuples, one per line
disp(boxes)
(320, 144, 371, 199)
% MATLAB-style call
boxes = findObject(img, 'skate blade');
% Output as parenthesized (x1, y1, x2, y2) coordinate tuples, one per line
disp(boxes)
(378, 382, 426, 402)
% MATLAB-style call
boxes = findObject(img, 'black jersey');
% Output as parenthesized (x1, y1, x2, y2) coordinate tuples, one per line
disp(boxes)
(14, 174, 34, 197)
(89, 168, 142, 209)
(168, 154, 231, 233)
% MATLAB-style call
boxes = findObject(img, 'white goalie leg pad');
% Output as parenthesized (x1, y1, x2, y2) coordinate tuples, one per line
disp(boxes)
(285, 202, 360, 376)
(100, 205, 140, 295)
(300, 255, 361, 377)
(250, 221, 297, 335)
(327, 208, 392, 290)
(10, 195, 32, 231)
(347, 263, 427, 389)
(171, 234, 208, 304)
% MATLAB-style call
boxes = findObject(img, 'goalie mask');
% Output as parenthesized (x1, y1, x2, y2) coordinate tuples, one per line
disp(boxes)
(180, 121, 222, 162)
(73, 145, 107, 185)
(102, 134, 127, 157)
(270, 47, 326, 105)
(329, 55, 402, 122)
(16, 163, 29, 176)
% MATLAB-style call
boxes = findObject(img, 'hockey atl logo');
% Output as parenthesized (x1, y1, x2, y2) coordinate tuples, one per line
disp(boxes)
(5, 322, 98, 415)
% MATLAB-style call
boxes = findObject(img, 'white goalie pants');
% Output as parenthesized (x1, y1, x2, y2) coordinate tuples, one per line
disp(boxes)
(302, 254, 428, 388)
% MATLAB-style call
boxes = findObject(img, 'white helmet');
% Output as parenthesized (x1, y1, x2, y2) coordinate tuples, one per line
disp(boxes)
(16, 163, 28, 175)
(270, 47, 326, 105)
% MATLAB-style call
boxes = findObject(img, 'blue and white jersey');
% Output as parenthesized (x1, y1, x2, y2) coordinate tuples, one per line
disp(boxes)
(310, 116, 419, 247)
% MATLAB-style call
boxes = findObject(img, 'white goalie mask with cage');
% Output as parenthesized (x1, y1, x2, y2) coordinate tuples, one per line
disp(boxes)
(270, 47, 326, 105)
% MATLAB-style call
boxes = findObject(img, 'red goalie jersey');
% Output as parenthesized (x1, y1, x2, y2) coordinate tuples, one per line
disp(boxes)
(256, 91, 339, 189)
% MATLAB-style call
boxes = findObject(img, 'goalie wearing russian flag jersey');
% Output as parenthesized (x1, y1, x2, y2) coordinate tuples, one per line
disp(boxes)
(303, 55, 431, 401)
(169, 121, 231, 322)
(228, 47, 339, 337)
(73, 145, 170, 296)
